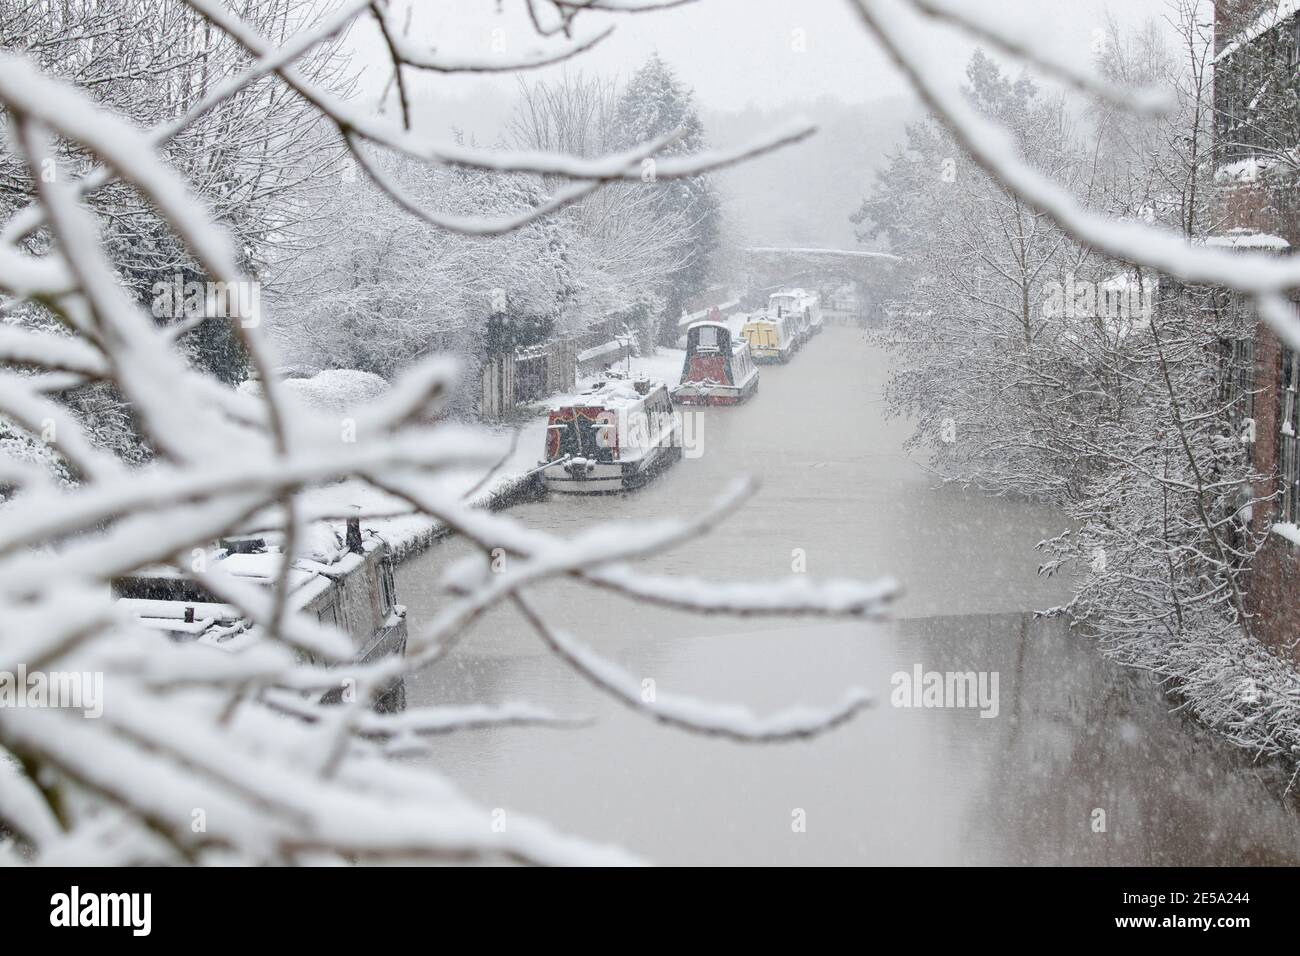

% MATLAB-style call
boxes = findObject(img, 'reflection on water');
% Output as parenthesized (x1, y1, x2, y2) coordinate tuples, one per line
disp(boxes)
(396, 328, 1300, 864)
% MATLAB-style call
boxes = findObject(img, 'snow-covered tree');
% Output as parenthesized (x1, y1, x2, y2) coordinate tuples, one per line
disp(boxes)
(509, 70, 692, 347)
(857, 3, 1297, 769)
(858, 51, 1099, 500)
(1036, 4, 1292, 763)
(266, 146, 578, 401)
(2, 0, 1299, 868)
(0, 0, 350, 386)
(612, 54, 721, 344)
(0, 0, 872, 865)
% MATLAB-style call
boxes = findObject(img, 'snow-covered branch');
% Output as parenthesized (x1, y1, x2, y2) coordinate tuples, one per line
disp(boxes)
(848, 0, 1300, 348)
(0, 1, 877, 866)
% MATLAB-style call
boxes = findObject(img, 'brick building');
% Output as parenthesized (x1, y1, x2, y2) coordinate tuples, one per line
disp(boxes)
(1213, 0, 1300, 658)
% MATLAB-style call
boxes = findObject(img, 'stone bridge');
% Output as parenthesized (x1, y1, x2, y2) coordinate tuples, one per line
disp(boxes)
(738, 246, 900, 323)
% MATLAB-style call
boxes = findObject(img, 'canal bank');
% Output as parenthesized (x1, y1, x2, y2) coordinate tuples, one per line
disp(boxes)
(310, 347, 692, 562)
(394, 327, 1300, 864)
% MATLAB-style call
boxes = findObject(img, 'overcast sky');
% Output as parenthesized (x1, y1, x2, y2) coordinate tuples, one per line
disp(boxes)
(345, 0, 1196, 128)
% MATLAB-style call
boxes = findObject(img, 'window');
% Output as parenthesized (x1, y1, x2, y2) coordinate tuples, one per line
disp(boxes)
(551, 412, 617, 462)
(1230, 333, 1257, 428)
(379, 560, 396, 616)
(1281, 345, 1300, 524)
(1220, 295, 1257, 442)
(697, 325, 719, 350)
(547, 420, 582, 459)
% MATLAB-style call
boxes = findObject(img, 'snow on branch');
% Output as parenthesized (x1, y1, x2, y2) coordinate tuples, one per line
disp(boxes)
(0, 328, 108, 377)
(848, 0, 1300, 349)
(0, 0, 882, 867)
(903, 0, 1171, 115)
(364, 473, 899, 652)
(374, 5, 615, 73)
(0, 0, 372, 247)
(583, 565, 901, 617)
(185, 0, 815, 187)
(0, 374, 125, 483)
(511, 592, 874, 742)
(349, 701, 591, 737)
(0, 748, 62, 847)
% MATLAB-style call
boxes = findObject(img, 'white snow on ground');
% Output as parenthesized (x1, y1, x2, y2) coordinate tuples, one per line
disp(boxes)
(239, 368, 390, 413)
(576, 339, 628, 363)
(570, 345, 686, 394)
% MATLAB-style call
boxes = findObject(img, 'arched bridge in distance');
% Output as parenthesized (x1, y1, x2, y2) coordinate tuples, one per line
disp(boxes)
(738, 246, 901, 324)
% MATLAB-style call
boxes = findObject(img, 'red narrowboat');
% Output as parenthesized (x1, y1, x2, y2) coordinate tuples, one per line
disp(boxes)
(540, 379, 681, 493)
(670, 321, 759, 406)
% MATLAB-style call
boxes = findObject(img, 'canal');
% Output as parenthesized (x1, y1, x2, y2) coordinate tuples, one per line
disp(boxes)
(396, 326, 1300, 865)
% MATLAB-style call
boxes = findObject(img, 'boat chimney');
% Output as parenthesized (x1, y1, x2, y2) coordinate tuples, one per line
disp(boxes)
(346, 514, 364, 554)
(184, 606, 195, 623)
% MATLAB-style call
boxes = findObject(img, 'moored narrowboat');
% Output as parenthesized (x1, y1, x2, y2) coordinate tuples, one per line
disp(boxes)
(740, 312, 794, 364)
(112, 519, 409, 710)
(670, 321, 759, 406)
(769, 288, 823, 343)
(540, 378, 681, 493)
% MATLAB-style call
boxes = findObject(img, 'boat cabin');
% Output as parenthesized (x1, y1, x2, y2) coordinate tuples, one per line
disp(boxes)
(670, 321, 759, 405)
(769, 288, 823, 342)
(113, 519, 407, 709)
(541, 378, 681, 493)
(740, 312, 794, 364)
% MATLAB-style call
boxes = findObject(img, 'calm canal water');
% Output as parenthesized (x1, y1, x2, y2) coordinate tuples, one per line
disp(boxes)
(396, 326, 1300, 865)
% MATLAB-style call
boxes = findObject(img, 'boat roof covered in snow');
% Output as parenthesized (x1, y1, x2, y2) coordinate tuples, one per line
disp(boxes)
(114, 524, 386, 651)
(685, 320, 739, 350)
(547, 375, 667, 413)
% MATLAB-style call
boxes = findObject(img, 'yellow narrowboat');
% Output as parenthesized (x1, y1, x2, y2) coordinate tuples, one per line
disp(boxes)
(739, 313, 793, 364)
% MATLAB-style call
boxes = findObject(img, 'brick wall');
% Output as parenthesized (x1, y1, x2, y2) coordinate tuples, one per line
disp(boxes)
(1224, 181, 1300, 660)
(1245, 323, 1300, 661)
(1214, 0, 1300, 658)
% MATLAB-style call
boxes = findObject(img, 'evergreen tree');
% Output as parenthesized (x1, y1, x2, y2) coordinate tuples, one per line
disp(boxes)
(613, 54, 721, 345)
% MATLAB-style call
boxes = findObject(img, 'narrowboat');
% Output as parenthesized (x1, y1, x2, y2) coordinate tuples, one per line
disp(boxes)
(540, 377, 681, 493)
(112, 518, 408, 710)
(740, 312, 795, 364)
(670, 321, 759, 406)
(769, 288, 823, 341)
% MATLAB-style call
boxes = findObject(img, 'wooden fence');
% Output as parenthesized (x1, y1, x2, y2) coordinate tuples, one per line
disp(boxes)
(480, 338, 576, 420)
